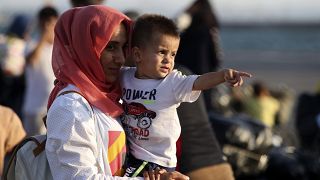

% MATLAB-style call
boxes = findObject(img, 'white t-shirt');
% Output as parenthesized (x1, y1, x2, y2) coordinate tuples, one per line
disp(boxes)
(120, 67, 200, 167)
(23, 43, 55, 114)
(46, 84, 142, 180)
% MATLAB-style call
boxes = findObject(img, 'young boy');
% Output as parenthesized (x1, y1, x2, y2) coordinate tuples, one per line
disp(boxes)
(120, 14, 252, 177)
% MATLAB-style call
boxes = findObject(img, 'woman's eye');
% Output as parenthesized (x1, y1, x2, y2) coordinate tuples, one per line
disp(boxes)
(106, 44, 115, 50)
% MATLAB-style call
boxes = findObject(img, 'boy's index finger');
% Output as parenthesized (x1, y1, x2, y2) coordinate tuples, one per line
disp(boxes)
(238, 71, 252, 78)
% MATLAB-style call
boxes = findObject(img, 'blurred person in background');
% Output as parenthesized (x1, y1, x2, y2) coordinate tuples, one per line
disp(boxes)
(243, 81, 280, 128)
(70, 0, 105, 7)
(175, 0, 222, 112)
(22, 6, 59, 136)
(295, 81, 320, 154)
(0, 14, 31, 118)
(174, 1, 234, 179)
(175, 65, 235, 180)
(0, 105, 26, 177)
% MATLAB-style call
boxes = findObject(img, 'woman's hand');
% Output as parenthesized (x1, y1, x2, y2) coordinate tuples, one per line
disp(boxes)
(143, 168, 189, 180)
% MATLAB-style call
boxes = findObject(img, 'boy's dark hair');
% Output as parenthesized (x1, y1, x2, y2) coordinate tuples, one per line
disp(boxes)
(132, 14, 180, 48)
(38, 6, 58, 29)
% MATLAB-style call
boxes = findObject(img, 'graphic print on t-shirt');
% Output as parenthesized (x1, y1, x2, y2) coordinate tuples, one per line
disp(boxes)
(122, 88, 157, 104)
(121, 100, 157, 141)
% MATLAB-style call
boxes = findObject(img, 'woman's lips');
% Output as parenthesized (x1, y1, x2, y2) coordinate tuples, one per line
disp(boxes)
(108, 67, 120, 74)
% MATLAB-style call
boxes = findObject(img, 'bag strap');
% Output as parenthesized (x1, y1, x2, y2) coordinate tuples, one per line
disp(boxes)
(33, 139, 46, 157)
(3, 90, 95, 180)
(3, 137, 43, 180)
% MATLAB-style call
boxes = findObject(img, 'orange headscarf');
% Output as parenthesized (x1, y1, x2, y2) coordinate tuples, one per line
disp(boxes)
(47, 5, 132, 117)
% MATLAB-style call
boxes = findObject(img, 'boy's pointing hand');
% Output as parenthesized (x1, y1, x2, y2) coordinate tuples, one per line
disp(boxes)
(223, 69, 252, 87)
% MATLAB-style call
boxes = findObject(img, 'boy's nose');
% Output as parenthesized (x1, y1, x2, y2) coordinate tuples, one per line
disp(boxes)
(163, 55, 171, 63)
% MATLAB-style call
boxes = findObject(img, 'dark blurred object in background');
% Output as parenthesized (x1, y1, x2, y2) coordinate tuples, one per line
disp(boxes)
(0, 14, 31, 118)
(175, 0, 222, 112)
(295, 86, 320, 155)
(70, 0, 105, 7)
(266, 147, 320, 180)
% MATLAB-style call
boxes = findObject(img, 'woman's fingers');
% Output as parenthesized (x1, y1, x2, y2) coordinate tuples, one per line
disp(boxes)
(143, 171, 150, 180)
(144, 170, 189, 180)
(155, 167, 165, 179)
(143, 168, 168, 180)
(144, 170, 156, 180)
(169, 171, 190, 180)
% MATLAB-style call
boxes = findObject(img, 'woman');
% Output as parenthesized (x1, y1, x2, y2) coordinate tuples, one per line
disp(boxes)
(45, 5, 188, 180)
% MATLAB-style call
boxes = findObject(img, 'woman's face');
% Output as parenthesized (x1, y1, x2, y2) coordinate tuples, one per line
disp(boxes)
(100, 23, 127, 83)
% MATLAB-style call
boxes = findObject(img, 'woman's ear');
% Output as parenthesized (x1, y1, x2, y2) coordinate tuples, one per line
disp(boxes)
(132, 47, 141, 63)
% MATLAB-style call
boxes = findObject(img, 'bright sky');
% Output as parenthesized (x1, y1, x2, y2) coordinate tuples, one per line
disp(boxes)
(1, 0, 320, 23)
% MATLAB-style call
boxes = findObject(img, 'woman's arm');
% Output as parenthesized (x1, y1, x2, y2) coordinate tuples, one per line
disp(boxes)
(46, 92, 189, 180)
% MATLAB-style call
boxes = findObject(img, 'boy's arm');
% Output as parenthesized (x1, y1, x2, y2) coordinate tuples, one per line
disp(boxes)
(193, 69, 252, 91)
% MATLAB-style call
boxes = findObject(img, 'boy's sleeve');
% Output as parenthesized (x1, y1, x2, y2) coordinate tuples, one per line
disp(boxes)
(170, 70, 201, 103)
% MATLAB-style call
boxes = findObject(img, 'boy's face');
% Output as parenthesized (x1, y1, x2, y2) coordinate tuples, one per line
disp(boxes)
(134, 32, 180, 79)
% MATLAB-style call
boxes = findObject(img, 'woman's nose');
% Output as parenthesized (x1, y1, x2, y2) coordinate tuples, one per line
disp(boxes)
(114, 50, 125, 64)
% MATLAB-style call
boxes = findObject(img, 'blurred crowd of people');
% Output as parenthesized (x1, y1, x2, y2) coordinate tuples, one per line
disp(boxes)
(0, 0, 319, 179)
(0, 4, 59, 177)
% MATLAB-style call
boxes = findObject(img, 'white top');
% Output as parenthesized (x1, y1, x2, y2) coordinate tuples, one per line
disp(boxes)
(45, 84, 142, 180)
(120, 67, 200, 167)
(23, 43, 55, 114)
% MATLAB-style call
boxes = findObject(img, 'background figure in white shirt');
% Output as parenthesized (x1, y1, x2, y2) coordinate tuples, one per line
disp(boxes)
(23, 6, 58, 136)
(120, 14, 252, 177)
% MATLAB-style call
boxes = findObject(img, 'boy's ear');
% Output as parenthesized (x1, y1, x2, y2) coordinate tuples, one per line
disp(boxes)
(132, 47, 142, 63)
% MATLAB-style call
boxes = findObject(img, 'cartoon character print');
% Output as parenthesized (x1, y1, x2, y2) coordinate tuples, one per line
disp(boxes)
(121, 101, 156, 140)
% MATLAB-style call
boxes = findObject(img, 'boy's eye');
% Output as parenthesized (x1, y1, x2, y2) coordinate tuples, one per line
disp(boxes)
(159, 50, 166, 55)
(171, 52, 176, 57)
